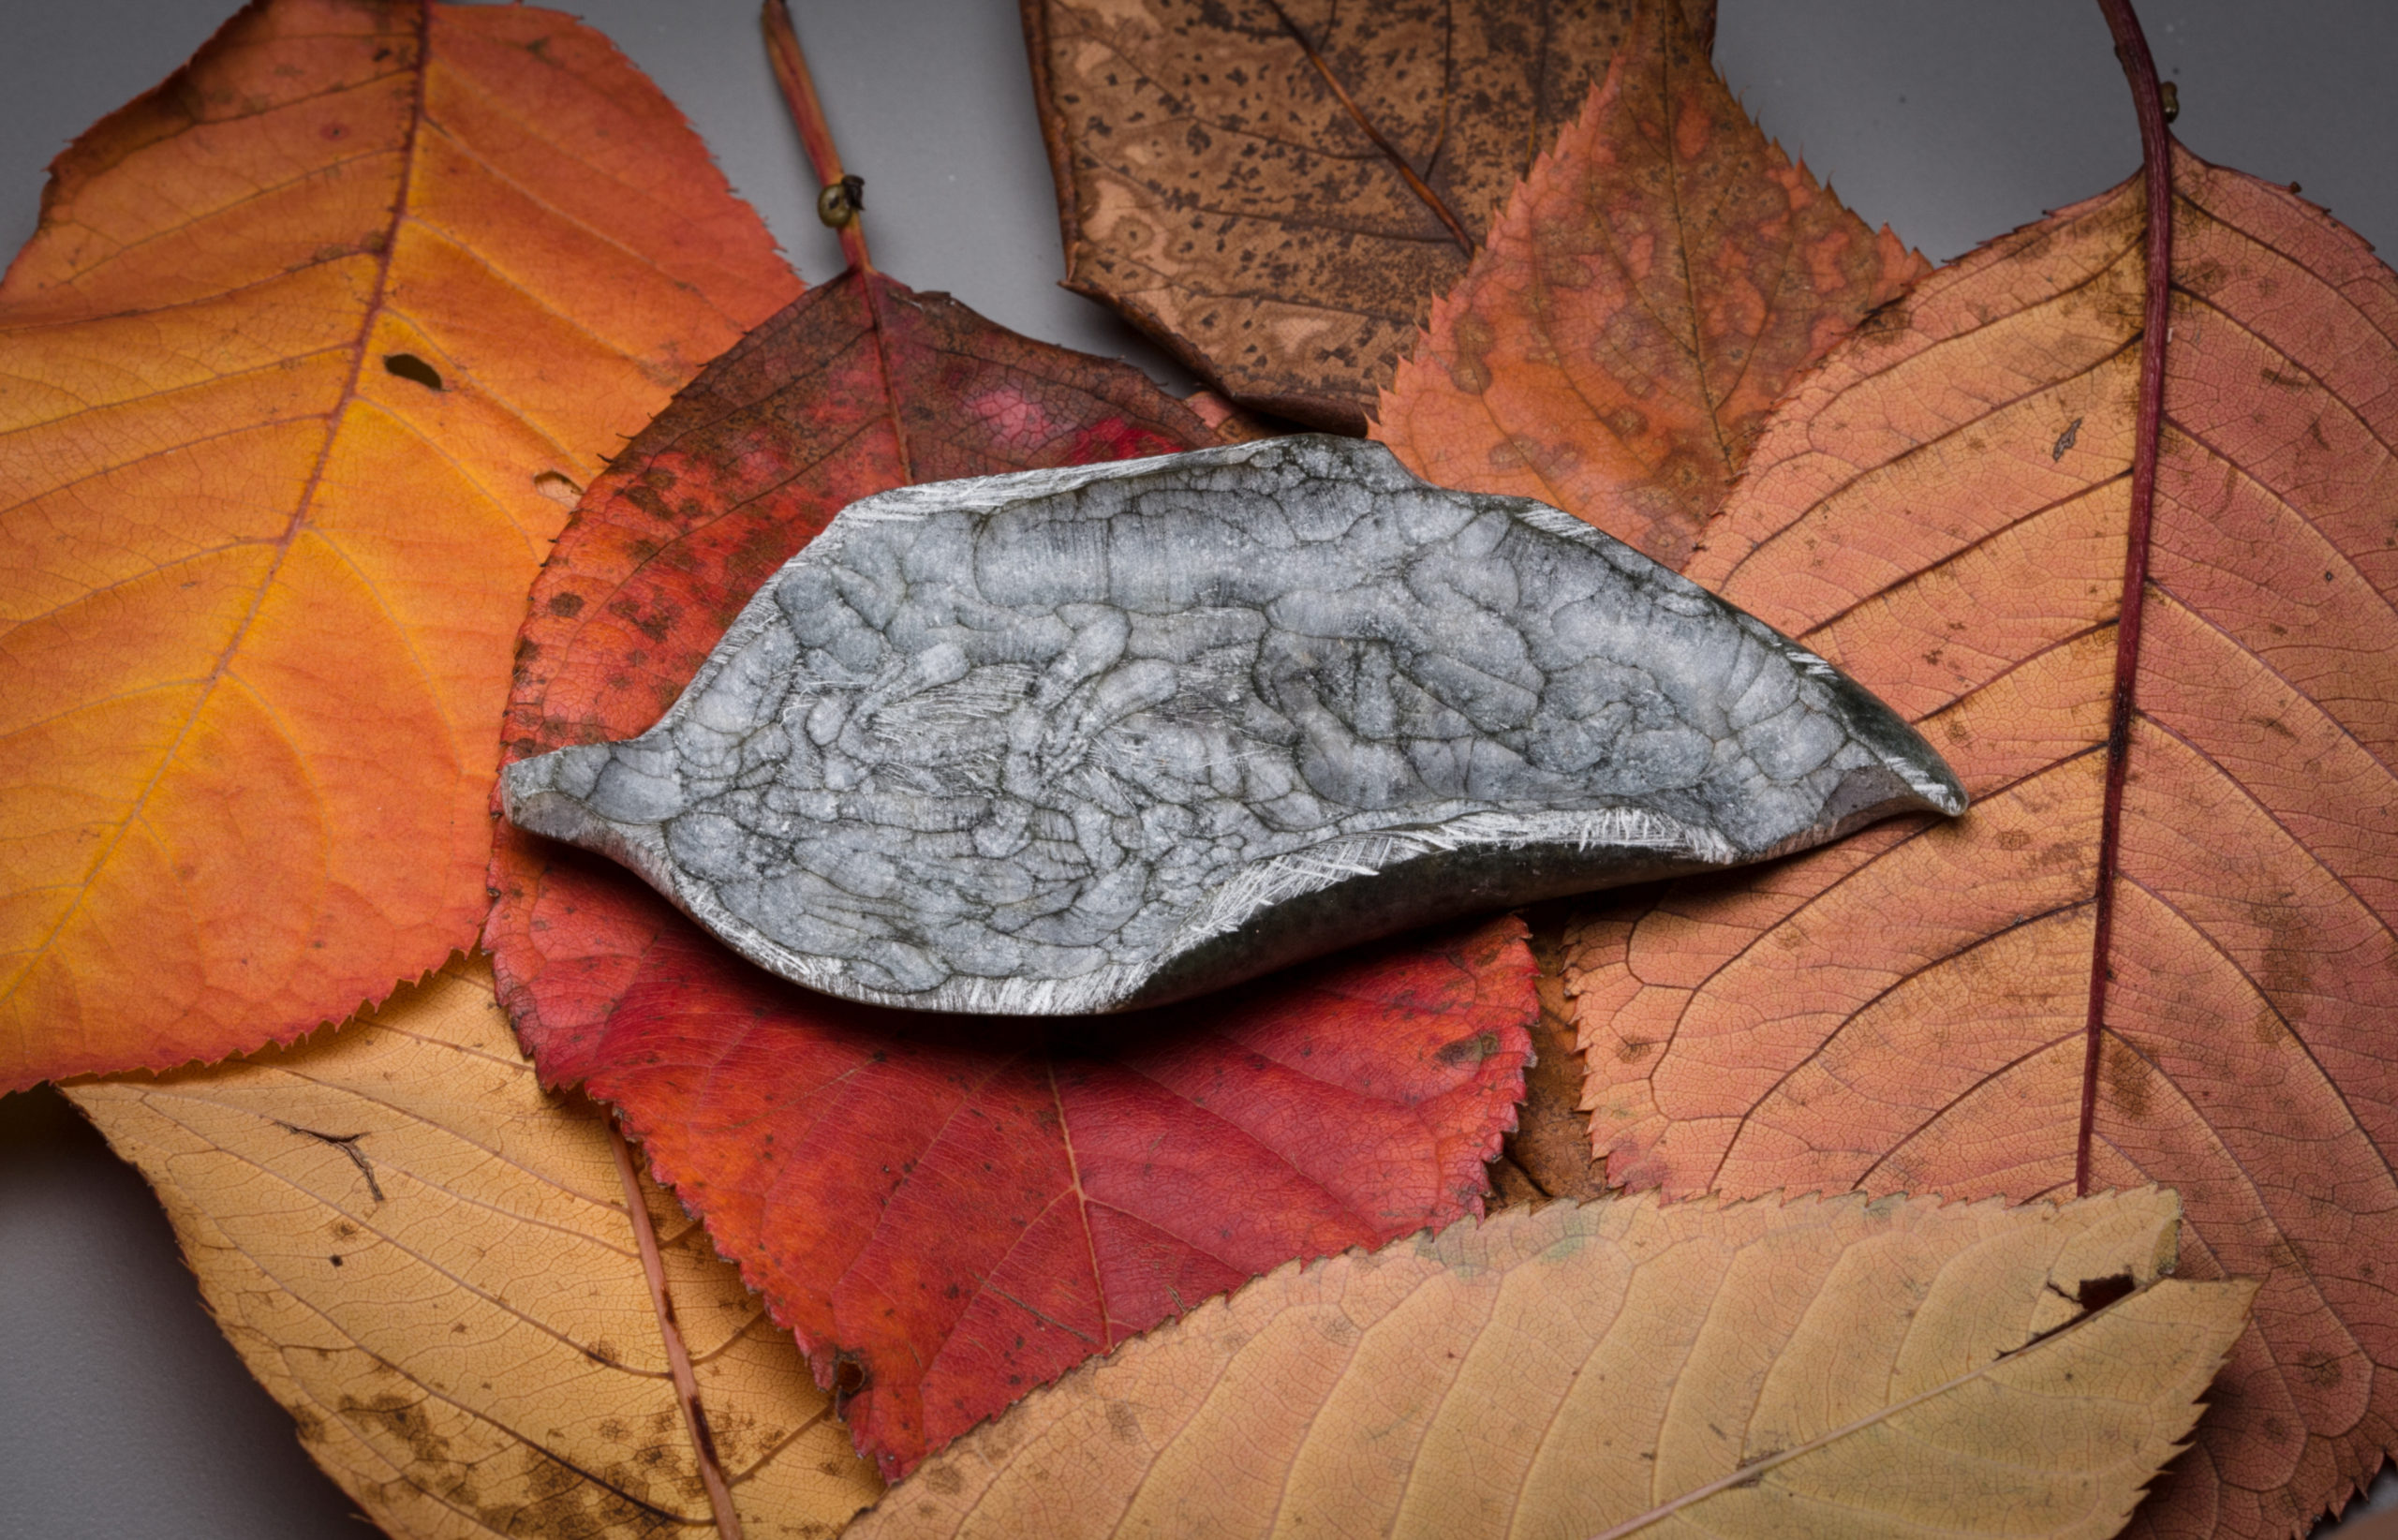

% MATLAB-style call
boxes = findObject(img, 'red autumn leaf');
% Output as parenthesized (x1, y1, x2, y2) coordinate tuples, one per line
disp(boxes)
(483, 124, 1538, 1472)
(1563, 16, 2398, 1532)
(528, 896, 1532, 1481)
(1372, 0, 1927, 570)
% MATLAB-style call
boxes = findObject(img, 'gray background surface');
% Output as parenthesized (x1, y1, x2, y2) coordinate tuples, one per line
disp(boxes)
(1, 2, 2393, 1534)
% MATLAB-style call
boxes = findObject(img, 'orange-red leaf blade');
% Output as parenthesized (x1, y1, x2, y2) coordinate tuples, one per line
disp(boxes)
(1372, 0, 1926, 569)
(1572, 150, 2398, 1537)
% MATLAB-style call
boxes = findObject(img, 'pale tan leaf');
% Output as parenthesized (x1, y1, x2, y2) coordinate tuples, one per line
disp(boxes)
(67, 955, 881, 1540)
(853, 1189, 2252, 1540)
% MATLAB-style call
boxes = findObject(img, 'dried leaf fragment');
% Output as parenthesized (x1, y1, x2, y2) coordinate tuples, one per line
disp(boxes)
(1373, 0, 1928, 568)
(1571, 148, 2398, 1537)
(854, 1188, 2252, 1540)
(67, 955, 881, 1540)
(0, 0, 799, 1089)
(1021, 0, 1694, 431)
(1487, 910, 1610, 1204)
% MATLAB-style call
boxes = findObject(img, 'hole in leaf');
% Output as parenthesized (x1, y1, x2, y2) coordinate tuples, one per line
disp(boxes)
(383, 352, 444, 391)
(2074, 1270, 2138, 1313)
(533, 469, 583, 507)
(829, 1352, 870, 1414)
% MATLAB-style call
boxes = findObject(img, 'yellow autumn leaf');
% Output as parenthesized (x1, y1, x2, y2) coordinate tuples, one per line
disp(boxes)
(855, 1188, 2251, 1540)
(67, 955, 881, 1540)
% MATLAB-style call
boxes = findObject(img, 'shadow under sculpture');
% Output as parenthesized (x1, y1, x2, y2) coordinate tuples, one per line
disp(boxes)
(504, 437, 1965, 1014)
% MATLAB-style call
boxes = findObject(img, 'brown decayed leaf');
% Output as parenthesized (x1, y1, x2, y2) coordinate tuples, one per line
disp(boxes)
(67, 955, 882, 1540)
(1485, 911, 1609, 1206)
(1372, 0, 1927, 569)
(851, 1187, 2252, 1540)
(0, 0, 798, 1089)
(1020, 0, 1712, 432)
(1570, 149, 2398, 1536)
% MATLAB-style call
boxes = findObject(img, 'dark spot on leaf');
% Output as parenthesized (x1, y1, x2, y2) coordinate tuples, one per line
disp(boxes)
(547, 591, 585, 618)
(686, 1395, 720, 1464)
(2103, 1042, 2153, 1119)
(383, 353, 443, 391)
(1855, 296, 1911, 344)
(1729, 1446, 1785, 1488)
(340, 1392, 446, 1466)
(1436, 1030, 1501, 1065)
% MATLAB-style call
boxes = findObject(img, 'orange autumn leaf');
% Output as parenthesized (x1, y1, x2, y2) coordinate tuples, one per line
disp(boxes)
(0, 0, 798, 1089)
(1570, 147, 2398, 1537)
(1372, 0, 1926, 569)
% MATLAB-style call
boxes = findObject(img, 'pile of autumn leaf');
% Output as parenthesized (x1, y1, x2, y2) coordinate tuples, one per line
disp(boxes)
(5, 0, 2394, 1535)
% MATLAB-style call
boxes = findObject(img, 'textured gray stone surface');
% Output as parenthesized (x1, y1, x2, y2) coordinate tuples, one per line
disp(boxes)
(504, 437, 1965, 1014)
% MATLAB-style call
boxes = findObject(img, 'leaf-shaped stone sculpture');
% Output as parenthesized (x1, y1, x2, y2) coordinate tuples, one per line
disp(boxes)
(501, 436, 1963, 1014)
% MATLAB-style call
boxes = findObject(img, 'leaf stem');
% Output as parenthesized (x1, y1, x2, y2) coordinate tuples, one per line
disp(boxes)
(2077, 0, 2174, 1196)
(762, 0, 872, 274)
(611, 1118, 746, 1539)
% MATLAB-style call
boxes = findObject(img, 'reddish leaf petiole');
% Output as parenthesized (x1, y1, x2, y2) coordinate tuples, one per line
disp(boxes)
(2077, 0, 2176, 1196)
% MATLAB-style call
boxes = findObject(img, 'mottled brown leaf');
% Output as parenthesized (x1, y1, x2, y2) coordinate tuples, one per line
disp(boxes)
(1021, 0, 1712, 431)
